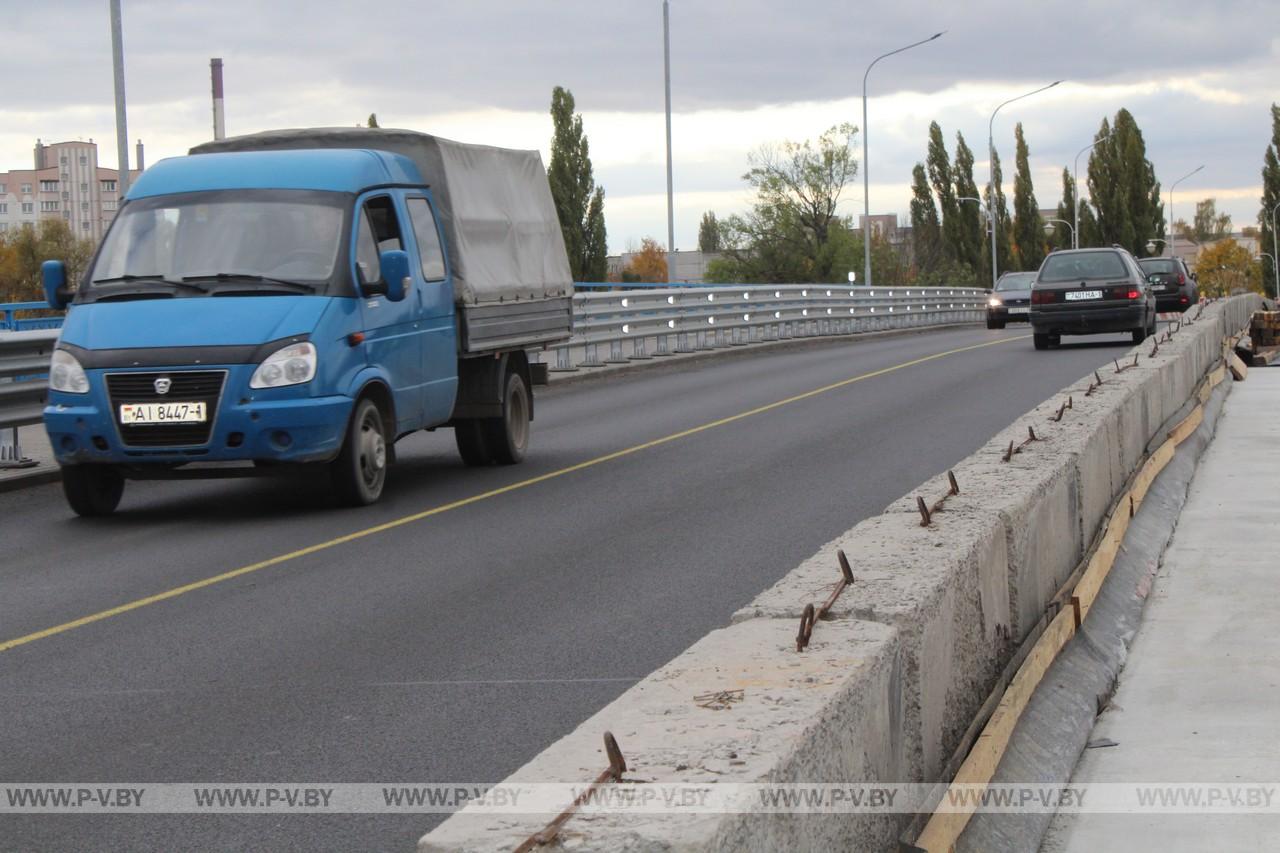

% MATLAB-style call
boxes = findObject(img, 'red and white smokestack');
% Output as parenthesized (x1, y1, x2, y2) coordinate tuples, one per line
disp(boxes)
(210, 57, 226, 140)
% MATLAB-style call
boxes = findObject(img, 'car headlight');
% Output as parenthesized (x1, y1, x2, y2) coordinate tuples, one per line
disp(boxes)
(250, 341, 317, 389)
(49, 349, 90, 394)
(988, 297, 1002, 307)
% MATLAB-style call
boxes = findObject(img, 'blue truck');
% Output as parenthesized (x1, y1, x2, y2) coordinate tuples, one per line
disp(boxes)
(41, 128, 573, 515)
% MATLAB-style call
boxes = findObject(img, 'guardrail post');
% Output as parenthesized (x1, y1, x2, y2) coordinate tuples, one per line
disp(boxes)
(580, 342, 605, 367)
(0, 426, 35, 470)
(606, 338, 628, 364)
(630, 336, 651, 360)
(549, 344, 575, 372)
(653, 333, 673, 357)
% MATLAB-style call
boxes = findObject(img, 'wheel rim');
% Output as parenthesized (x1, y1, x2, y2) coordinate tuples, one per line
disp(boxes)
(507, 380, 529, 453)
(357, 409, 386, 492)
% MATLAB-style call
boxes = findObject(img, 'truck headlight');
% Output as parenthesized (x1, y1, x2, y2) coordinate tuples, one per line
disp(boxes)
(250, 342, 317, 389)
(50, 349, 90, 394)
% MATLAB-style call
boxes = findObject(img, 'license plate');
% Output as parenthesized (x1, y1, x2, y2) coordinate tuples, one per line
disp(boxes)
(1065, 290, 1102, 301)
(1008, 306, 1029, 315)
(119, 402, 207, 424)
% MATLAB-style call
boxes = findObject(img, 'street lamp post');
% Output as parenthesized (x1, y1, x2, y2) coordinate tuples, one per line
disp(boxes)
(663, 0, 674, 283)
(1167, 165, 1204, 259)
(988, 82, 1060, 290)
(861, 31, 944, 288)
(1072, 131, 1111, 250)
(1044, 218, 1074, 247)
(109, 0, 130, 197)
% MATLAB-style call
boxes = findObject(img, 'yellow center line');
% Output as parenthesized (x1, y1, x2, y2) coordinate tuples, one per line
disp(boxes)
(0, 333, 1027, 655)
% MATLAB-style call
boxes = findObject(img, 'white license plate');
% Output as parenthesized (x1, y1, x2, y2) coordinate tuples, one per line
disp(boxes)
(1065, 290, 1103, 301)
(119, 402, 207, 425)
(1008, 306, 1029, 315)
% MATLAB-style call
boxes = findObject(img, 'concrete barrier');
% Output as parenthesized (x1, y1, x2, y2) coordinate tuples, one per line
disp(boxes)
(418, 295, 1262, 853)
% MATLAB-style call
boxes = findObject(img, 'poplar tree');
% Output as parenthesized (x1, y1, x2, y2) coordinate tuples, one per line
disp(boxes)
(909, 163, 942, 280)
(982, 147, 1012, 282)
(698, 211, 722, 253)
(926, 123, 962, 271)
(953, 132, 983, 275)
(1052, 168, 1075, 251)
(1085, 109, 1163, 256)
(1011, 123, 1045, 271)
(1259, 103, 1280, 290)
(548, 86, 608, 281)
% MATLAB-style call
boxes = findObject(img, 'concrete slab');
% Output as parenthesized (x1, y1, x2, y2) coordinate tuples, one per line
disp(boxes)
(1042, 368, 1280, 852)
(419, 617, 903, 853)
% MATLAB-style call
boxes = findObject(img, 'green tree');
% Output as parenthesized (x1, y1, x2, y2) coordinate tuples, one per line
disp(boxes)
(718, 123, 859, 282)
(366, 113, 379, 128)
(1011, 123, 1045, 271)
(1078, 199, 1102, 250)
(1177, 198, 1232, 243)
(1086, 110, 1164, 256)
(909, 163, 943, 281)
(1260, 103, 1280, 291)
(1052, 167, 1075, 251)
(982, 146, 1012, 283)
(0, 220, 95, 302)
(952, 131, 983, 276)
(548, 86, 608, 281)
(697, 211, 722, 253)
(926, 123, 962, 270)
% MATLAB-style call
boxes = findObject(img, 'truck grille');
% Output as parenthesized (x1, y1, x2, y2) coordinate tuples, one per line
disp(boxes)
(105, 370, 227, 447)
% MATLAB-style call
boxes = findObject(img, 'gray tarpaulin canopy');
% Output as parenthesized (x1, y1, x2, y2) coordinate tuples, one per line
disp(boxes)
(190, 128, 573, 307)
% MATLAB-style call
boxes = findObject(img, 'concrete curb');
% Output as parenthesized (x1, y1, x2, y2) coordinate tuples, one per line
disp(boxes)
(416, 296, 1262, 853)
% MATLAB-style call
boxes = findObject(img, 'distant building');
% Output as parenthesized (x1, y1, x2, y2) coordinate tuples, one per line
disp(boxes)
(0, 138, 143, 242)
(606, 249, 723, 284)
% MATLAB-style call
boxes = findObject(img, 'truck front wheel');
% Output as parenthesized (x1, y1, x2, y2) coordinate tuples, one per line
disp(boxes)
(62, 464, 125, 516)
(331, 397, 388, 506)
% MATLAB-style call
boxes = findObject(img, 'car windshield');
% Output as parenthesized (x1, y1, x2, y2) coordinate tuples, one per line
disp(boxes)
(996, 273, 1036, 291)
(84, 189, 348, 300)
(1138, 258, 1176, 274)
(1038, 252, 1127, 283)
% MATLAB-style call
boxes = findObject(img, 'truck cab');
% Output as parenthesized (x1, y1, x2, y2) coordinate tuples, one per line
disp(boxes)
(43, 135, 569, 516)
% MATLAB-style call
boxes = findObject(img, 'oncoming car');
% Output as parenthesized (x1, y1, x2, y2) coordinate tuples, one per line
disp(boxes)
(1028, 247, 1156, 350)
(986, 271, 1036, 329)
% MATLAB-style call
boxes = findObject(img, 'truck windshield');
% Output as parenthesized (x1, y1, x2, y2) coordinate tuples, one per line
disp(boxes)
(84, 189, 349, 300)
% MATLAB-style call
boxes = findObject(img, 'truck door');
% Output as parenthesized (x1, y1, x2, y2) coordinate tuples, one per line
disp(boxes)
(403, 195, 459, 424)
(354, 193, 425, 431)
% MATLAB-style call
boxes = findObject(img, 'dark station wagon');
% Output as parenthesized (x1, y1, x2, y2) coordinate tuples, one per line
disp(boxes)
(1029, 248, 1157, 350)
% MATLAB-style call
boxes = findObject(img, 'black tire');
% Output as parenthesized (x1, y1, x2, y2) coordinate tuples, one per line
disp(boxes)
(1049, 333, 1061, 348)
(1033, 333, 1050, 350)
(454, 419, 492, 467)
(331, 397, 388, 506)
(62, 464, 124, 517)
(986, 317, 1006, 330)
(1132, 325, 1147, 344)
(481, 370, 530, 465)
(1148, 312, 1157, 335)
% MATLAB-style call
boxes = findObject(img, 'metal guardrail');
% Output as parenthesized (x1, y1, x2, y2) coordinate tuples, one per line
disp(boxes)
(538, 284, 987, 371)
(0, 285, 985, 469)
(0, 301, 64, 332)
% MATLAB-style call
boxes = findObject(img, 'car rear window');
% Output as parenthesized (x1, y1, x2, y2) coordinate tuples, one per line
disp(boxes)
(1039, 252, 1127, 283)
(1138, 258, 1176, 274)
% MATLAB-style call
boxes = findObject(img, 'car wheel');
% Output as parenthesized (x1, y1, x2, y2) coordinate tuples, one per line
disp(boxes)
(61, 464, 125, 517)
(331, 397, 388, 506)
(1048, 333, 1061, 348)
(1132, 325, 1147, 344)
(986, 317, 1006, 330)
(481, 370, 530, 465)
(1033, 333, 1050, 350)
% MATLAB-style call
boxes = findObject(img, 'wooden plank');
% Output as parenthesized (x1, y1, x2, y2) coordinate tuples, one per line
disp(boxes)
(1072, 500, 1131, 622)
(913, 609, 1076, 852)
(1228, 350, 1249, 381)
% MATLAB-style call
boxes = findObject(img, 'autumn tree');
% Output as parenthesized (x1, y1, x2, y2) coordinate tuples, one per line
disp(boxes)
(0, 220, 95, 302)
(1194, 237, 1262, 297)
(548, 86, 608, 281)
(622, 238, 668, 282)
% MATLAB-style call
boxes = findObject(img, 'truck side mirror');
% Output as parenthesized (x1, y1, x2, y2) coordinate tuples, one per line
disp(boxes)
(42, 260, 71, 309)
(377, 249, 410, 302)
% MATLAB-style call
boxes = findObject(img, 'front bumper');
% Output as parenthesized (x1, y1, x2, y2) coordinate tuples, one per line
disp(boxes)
(987, 305, 1031, 323)
(1030, 304, 1146, 335)
(44, 363, 353, 468)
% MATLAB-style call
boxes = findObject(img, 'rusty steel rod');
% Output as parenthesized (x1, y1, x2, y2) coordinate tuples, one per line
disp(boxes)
(515, 733, 627, 853)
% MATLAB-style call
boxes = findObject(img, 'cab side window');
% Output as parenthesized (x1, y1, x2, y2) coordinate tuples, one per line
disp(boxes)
(354, 196, 404, 284)
(406, 198, 446, 280)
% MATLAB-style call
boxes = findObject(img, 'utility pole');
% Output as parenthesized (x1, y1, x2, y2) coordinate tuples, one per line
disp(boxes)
(663, 0, 675, 283)
(109, 0, 130, 196)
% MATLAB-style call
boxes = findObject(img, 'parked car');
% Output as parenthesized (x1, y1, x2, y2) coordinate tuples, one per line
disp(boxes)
(1137, 256, 1198, 313)
(986, 271, 1036, 329)
(1028, 247, 1156, 350)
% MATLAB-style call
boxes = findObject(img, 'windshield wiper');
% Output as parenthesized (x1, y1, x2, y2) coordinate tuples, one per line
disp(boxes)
(90, 275, 209, 293)
(182, 272, 316, 293)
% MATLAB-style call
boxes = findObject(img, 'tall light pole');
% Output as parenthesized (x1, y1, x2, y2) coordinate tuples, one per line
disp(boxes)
(1044, 218, 1074, 247)
(1167, 164, 1204, 259)
(1072, 131, 1110, 249)
(663, 0, 674, 283)
(861, 31, 944, 288)
(109, 0, 130, 197)
(988, 81, 1061, 289)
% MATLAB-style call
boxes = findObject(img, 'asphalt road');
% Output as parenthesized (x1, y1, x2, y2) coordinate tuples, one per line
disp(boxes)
(0, 324, 1141, 852)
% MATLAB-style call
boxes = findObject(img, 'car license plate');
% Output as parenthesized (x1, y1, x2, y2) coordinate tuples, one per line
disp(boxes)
(1008, 306, 1029, 315)
(1065, 290, 1102, 301)
(119, 402, 207, 424)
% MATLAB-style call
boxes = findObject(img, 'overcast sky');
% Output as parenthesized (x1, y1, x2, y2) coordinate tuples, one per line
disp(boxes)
(4, 0, 1277, 255)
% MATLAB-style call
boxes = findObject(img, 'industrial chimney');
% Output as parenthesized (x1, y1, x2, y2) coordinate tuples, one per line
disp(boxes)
(210, 58, 226, 140)
(135, 139, 145, 172)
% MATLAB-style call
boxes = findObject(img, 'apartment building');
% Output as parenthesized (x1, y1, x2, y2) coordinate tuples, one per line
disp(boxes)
(0, 138, 143, 242)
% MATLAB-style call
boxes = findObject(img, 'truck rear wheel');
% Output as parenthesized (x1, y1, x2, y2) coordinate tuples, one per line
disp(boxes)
(454, 420, 492, 467)
(482, 370, 530, 465)
(62, 464, 125, 517)
(331, 397, 388, 506)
